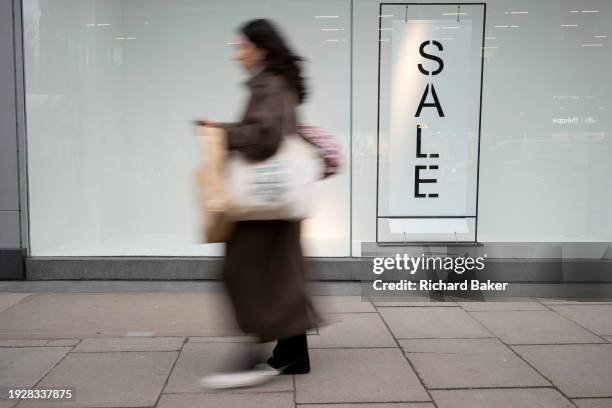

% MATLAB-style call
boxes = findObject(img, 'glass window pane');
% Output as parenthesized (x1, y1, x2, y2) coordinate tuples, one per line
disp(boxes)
(23, 0, 351, 256)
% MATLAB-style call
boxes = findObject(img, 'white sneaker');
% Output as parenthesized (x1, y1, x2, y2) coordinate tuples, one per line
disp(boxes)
(199, 364, 281, 389)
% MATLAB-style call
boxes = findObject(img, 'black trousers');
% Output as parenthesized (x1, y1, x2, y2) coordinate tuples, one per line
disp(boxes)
(267, 333, 310, 373)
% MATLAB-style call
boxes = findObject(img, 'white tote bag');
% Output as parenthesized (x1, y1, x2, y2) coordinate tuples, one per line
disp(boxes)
(226, 133, 321, 221)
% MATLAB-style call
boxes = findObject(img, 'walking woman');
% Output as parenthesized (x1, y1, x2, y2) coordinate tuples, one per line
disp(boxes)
(198, 19, 321, 389)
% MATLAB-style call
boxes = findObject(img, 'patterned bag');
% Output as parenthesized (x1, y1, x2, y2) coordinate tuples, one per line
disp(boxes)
(297, 124, 340, 179)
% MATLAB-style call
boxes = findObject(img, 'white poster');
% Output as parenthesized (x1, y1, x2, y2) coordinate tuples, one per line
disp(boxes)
(387, 20, 480, 218)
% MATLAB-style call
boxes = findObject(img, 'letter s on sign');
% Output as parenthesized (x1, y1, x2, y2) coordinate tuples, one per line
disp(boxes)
(418, 40, 444, 76)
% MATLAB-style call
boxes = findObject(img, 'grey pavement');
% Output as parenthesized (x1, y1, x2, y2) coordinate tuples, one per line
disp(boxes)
(0, 281, 611, 407)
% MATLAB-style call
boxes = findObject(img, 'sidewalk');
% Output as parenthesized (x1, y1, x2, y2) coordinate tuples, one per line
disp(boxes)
(0, 281, 611, 408)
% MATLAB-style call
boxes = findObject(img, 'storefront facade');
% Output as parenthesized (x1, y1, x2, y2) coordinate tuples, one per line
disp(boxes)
(1, 0, 611, 280)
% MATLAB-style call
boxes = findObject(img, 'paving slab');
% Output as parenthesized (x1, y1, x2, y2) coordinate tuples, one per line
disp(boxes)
(164, 342, 292, 394)
(537, 298, 612, 305)
(373, 302, 458, 307)
(0, 294, 31, 314)
(74, 337, 184, 352)
(311, 296, 375, 313)
(379, 307, 491, 339)
(453, 296, 536, 302)
(157, 392, 295, 408)
(572, 398, 612, 408)
(309, 313, 396, 348)
(0, 292, 239, 339)
(45, 339, 80, 347)
(470, 310, 604, 344)
(431, 388, 574, 408)
(513, 344, 612, 398)
(372, 295, 457, 307)
(0, 347, 70, 388)
(189, 336, 255, 343)
(400, 338, 549, 389)
(0, 340, 48, 347)
(16, 351, 177, 407)
(458, 301, 546, 311)
(295, 348, 429, 404)
(549, 305, 612, 336)
(301, 404, 434, 408)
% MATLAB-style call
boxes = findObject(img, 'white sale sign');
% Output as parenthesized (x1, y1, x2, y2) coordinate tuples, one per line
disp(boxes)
(386, 20, 481, 218)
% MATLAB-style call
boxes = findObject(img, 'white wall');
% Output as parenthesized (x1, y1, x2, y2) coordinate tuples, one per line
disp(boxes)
(0, 0, 22, 248)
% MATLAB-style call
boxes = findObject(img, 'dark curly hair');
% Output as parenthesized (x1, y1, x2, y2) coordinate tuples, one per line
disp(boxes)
(240, 19, 307, 104)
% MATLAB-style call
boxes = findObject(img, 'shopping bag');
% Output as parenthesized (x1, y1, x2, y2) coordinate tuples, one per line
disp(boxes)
(226, 133, 322, 221)
(194, 126, 234, 243)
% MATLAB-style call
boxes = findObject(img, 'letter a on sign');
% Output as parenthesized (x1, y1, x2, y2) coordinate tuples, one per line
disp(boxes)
(415, 84, 445, 117)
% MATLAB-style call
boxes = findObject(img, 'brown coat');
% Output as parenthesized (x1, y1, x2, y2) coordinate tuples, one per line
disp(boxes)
(218, 68, 320, 342)
(221, 68, 298, 161)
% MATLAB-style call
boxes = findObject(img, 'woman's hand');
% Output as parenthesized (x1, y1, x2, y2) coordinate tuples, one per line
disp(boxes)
(197, 118, 221, 127)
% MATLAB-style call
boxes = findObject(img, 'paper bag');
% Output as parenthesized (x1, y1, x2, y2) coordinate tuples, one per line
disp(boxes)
(194, 126, 234, 243)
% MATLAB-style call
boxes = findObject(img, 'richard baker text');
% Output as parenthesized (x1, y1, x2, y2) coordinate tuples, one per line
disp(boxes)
(373, 279, 508, 292)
